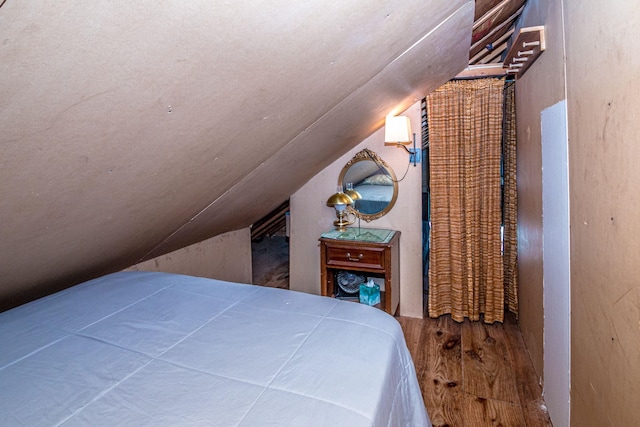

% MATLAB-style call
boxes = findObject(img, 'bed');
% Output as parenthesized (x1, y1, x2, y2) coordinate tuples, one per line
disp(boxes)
(0, 271, 430, 426)
(353, 173, 395, 215)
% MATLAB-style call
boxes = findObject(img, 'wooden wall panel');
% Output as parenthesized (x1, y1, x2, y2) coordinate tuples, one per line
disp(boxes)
(513, 0, 567, 385)
(564, 1, 640, 425)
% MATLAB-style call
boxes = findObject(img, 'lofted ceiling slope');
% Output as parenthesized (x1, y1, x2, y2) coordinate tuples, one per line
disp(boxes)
(469, 0, 526, 65)
(1, 1, 474, 310)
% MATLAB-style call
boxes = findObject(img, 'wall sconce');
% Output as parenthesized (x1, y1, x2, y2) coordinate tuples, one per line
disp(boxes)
(326, 186, 354, 231)
(384, 115, 417, 166)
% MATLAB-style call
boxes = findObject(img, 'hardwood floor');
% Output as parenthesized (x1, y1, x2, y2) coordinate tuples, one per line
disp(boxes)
(397, 313, 553, 427)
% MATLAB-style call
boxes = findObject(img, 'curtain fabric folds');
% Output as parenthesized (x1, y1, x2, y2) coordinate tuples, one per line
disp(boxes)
(502, 82, 519, 316)
(427, 78, 506, 323)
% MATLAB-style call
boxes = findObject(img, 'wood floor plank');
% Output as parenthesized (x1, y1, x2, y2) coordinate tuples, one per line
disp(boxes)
(398, 313, 553, 427)
(423, 315, 464, 426)
(456, 393, 526, 426)
(399, 316, 453, 426)
(428, 387, 468, 427)
(502, 313, 553, 427)
(461, 319, 520, 404)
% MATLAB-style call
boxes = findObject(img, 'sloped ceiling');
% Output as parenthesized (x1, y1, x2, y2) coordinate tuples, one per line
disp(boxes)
(470, 0, 526, 65)
(0, 0, 475, 310)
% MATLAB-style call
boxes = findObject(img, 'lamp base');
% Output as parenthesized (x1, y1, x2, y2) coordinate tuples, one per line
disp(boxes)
(333, 218, 351, 232)
(333, 211, 353, 231)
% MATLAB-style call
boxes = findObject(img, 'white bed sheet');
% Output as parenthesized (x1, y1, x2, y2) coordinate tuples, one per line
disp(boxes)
(0, 272, 430, 427)
(353, 184, 394, 214)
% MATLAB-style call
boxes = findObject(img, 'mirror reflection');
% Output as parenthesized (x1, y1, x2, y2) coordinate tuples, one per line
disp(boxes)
(338, 148, 398, 222)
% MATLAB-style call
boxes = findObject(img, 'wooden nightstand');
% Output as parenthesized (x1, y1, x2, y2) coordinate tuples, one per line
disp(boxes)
(319, 228, 400, 315)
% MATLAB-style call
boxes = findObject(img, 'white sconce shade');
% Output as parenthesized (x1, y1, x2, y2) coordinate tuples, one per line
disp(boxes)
(384, 116, 412, 146)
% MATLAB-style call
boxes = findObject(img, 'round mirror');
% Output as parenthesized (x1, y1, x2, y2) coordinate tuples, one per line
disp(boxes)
(338, 148, 398, 222)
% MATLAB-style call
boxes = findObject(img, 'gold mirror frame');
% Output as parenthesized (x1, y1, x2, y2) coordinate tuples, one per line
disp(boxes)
(338, 148, 398, 222)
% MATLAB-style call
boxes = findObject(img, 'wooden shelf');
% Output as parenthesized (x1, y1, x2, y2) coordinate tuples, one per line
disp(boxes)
(503, 26, 545, 78)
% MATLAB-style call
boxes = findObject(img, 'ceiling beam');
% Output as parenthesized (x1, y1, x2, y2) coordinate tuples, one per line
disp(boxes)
(455, 64, 507, 79)
(470, 28, 514, 64)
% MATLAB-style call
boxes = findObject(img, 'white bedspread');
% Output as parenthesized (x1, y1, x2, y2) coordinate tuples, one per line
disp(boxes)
(0, 272, 430, 426)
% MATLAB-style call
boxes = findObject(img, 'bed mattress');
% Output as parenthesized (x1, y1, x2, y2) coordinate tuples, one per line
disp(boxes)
(0, 272, 429, 426)
(354, 184, 394, 214)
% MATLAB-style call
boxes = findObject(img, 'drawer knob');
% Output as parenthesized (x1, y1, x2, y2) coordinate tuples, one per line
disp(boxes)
(346, 252, 364, 262)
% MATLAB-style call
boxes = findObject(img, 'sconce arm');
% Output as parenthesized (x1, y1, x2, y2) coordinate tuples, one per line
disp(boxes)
(396, 143, 412, 154)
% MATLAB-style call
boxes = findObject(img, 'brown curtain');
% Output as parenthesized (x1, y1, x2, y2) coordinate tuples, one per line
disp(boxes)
(502, 82, 518, 316)
(427, 78, 505, 323)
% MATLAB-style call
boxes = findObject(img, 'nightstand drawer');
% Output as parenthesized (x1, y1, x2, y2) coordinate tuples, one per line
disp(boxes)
(325, 245, 385, 270)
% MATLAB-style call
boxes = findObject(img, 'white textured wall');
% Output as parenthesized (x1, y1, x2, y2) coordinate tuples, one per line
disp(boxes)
(290, 101, 424, 318)
(125, 228, 252, 284)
